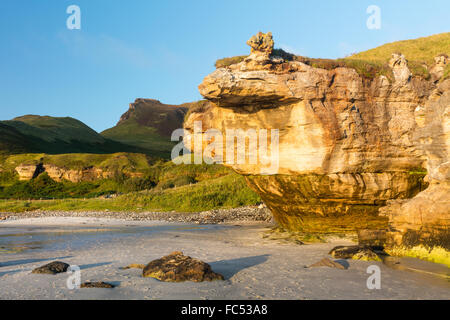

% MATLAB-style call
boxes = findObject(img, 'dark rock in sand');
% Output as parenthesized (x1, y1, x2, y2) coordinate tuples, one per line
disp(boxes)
(142, 251, 224, 282)
(309, 258, 347, 270)
(32, 261, 70, 274)
(329, 245, 382, 261)
(81, 282, 116, 288)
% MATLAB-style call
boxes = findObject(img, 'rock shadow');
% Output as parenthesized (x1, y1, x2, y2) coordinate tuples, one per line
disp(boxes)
(79, 262, 113, 270)
(209, 254, 270, 279)
(0, 256, 73, 268)
(334, 259, 350, 269)
(0, 269, 22, 277)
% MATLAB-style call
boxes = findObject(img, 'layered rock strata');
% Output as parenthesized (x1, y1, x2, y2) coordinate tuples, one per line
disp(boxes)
(184, 32, 449, 249)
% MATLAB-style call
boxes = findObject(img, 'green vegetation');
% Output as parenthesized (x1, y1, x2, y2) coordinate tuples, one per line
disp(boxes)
(349, 32, 450, 79)
(0, 171, 160, 200)
(10, 115, 104, 144)
(443, 64, 450, 81)
(0, 172, 261, 213)
(101, 99, 188, 159)
(101, 119, 176, 159)
(0, 115, 147, 155)
(0, 153, 155, 172)
(350, 33, 450, 65)
(215, 33, 450, 80)
(215, 55, 248, 68)
(214, 50, 395, 80)
(0, 152, 260, 213)
(387, 245, 450, 268)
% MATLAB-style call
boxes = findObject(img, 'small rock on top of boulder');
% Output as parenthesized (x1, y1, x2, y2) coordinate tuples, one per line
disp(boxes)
(81, 282, 116, 289)
(31, 261, 70, 274)
(142, 251, 224, 282)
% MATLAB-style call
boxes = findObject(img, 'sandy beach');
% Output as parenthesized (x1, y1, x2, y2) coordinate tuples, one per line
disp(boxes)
(0, 216, 448, 300)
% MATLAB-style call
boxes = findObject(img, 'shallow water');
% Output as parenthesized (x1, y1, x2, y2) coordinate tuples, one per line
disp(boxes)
(0, 224, 230, 254)
(0, 220, 448, 299)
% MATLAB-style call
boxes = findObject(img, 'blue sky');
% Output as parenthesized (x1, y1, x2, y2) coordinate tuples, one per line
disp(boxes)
(1, 0, 449, 132)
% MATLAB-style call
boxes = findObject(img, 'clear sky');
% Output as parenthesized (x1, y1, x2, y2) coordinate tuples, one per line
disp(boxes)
(1, 0, 449, 132)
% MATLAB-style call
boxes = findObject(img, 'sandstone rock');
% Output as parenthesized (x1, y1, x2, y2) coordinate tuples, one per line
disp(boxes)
(142, 251, 224, 282)
(357, 229, 387, 247)
(380, 79, 450, 250)
(329, 246, 381, 261)
(31, 261, 70, 274)
(80, 282, 115, 288)
(15, 163, 44, 181)
(389, 53, 412, 84)
(309, 258, 347, 269)
(246, 31, 274, 55)
(15, 163, 118, 183)
(185, 32, 449, 251)
(43, 164, 113, 183)
(430, 54, 448, 81)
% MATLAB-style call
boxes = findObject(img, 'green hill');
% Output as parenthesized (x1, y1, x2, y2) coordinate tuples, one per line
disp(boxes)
(101, 99, 189, 159)
(0, 115, 146, 155)
(349, 32, 450, 64)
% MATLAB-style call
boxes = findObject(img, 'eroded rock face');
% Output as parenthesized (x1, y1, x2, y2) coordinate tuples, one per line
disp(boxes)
(15, 163, 44, 181)
(15, 163, 115, 182)
(430, 54, 448, 81)
(43, 164, 114, 182)
(184, 32, 449, 249)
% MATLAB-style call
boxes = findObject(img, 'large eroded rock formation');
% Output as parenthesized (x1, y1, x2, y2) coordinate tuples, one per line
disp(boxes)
(184, 32, 449, 249)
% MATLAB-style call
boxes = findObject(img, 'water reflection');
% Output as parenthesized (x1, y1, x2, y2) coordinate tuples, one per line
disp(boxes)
(0, 224, 228, 255)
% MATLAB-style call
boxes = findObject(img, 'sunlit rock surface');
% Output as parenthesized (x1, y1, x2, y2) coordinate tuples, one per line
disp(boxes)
(184, 32, 449, 249)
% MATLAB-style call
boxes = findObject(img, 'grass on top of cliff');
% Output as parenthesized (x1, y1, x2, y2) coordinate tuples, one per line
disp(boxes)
(350, 32, 450, 65)
(0, 173, 261, 213)
(215, 33, 450, 80)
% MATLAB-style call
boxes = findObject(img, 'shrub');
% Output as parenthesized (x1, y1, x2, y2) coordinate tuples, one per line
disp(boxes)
(156, 175, 196, 190)
(215, 55, 247, 68)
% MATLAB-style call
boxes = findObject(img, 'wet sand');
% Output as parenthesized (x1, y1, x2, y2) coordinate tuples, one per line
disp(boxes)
(0, 217, 448, 300)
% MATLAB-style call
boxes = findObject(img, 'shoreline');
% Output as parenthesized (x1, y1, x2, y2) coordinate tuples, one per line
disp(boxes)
(0, 215, 449, 299)
(0, 205, 273, 225)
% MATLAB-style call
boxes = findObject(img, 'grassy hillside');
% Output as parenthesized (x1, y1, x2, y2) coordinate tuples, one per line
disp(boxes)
(11, 115, 104, 144)
(101, 120, 176, 159)
(0, 173, 260, 213)
(0, 152, 155, 172)
(0, 153, 250, 201)
(349, 32, 450, 80)
(216, 33, 450, 81)
(0, 122, 43, 154)
(349, 32, 450, 64)
(0, 152, 260, 211)
(0, 115, 147, 155)
(101, 99, 188, 159)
